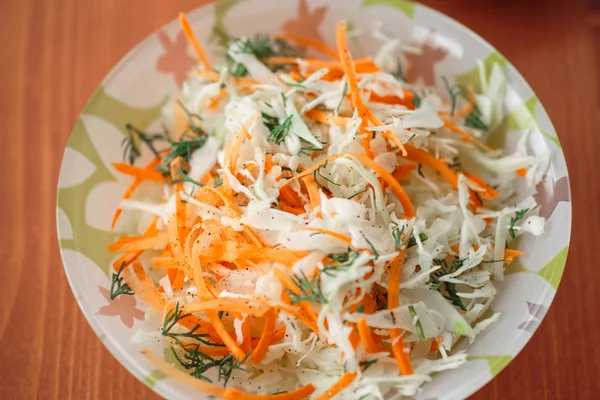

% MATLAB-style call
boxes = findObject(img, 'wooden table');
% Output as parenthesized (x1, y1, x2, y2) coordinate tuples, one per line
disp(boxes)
(1, 0, 598, 398)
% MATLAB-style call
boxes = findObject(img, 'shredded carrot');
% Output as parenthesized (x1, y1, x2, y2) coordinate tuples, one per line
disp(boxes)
(299, 227, 352, 245)
(349, 153, 415, 218)
(279, 154, 343, 189)
(388, 252, 414, 375)
(252, 309, 277, 365)
(181, 298, 270, 316)
(111, 157, 162, 229)
(516, 167, 527, 177)
(444, 120, 497, 153)
(107, 233, 168, 252)
(335, 21, 375, 157)
(392, 164, 417, 181)
(224, 383, 316, 400)
(302, 175, 322, 212)
(365, 109, 407, 157)
(241, 315, 252, 353)
(305, 108, 351, 126)
(357, 317, 383, 353)
(142, 348, 228, 398)
(179, 12, 212, 70)
(315, 372, 358, 400)
(111, 162, 165, 182)
(275, 33, 339, 59)
(462, 171, 499, 200)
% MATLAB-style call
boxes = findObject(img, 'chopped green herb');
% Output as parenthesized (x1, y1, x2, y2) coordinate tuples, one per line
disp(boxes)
(122, 124, 168, 165)
(172, 169, 204, 187)
(408, 305, 425, 340)
(347, 188, 368, 200)
(287, 272, 327, 304)
(407, 233, 428, 249)
(267, 115, 293, 145)
(509, 208, 529, 239)
(359, 359, 378, 372)
(162, 302, 223, 347)
(361, 233, 379, 258)
(336, 82, 348, 115)
(109, 261, 134, 299)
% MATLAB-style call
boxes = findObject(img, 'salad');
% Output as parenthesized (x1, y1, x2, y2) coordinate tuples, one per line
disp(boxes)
(108, 13, 547, 400)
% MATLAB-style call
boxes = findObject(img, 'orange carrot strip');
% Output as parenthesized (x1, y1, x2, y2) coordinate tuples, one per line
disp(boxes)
(111, 157, 162, 229)
(152, 256, 178, 270)
(462, 171, 499, 200)
(224, 383, 316, 400)
(302, 175, 321, 212)
(357, 317, 383, 353)
(279, 154, 343, 190)
(335, 21, 373, 157)
(275, 33, 339, 59)
(349, 153, 415, 218)
(107, 233, 168, 252)
(182, 299, 270, 316)
(207, 310, 246, 360)
(315, 372, 358, 400)
(142, 348, 228, 397)
(369, 91, 415, 108)
(305, 108, 351, 126)
(365, 109, 407, 157)
(388, 252, 414, 376)
(111, 162, 165, 182)
(123, 262, 219, 340)
(392, 164, 417, 181)
(516, 168, 527, 177)
(444, 120, 497, 153)
(299, 227, 352, 245)
(279, 185, 302, 208)
(179, 13, 212, 70)
(252, 309, 277, 365)
(404, 144, 458, 187)
(241, 315, 252, 353)
(203, 186, 263, 247)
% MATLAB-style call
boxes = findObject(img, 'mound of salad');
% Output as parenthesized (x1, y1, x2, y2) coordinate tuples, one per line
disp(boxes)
(108, 13, 548, 400)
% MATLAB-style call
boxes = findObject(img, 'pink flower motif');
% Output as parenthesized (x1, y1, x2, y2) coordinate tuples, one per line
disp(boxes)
(281, 0, 328, 42)
(156, 29, 197, 85)
(98, 285, 144, 328)
(404, 31, 448, 86)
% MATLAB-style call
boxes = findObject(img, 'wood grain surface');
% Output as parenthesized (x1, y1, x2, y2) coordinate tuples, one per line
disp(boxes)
(0, 0, 598, 398)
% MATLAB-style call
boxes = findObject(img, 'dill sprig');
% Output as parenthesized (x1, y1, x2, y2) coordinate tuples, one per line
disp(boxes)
(407, 233, 428, 249)
(172, 345, 249, 386)
(223, 34, 302, 76)
(109, 261, 134, 300)
(408, 305, 425, 340)
(172, 169, 204, 187)
(266, 114, 293, 145)
(313, 160, 340, 187)
(508, 208, 529, 239)
(336, 82, 348, 115)
(160, 134, 208, 177)
(177, 101, 205, 137)
(359, 359, 378, 372)
(162, 302, 223, 347)
(464, 105, 489, 131)
(430, 258, 467, 311)
(122, 124, 169, 165)
(287, 272, 327, 304)
(441, 77, 470, 116)
(361, 233, 379, 258)
(322, 249, 359, 276)
(347, 188, 368, 200)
